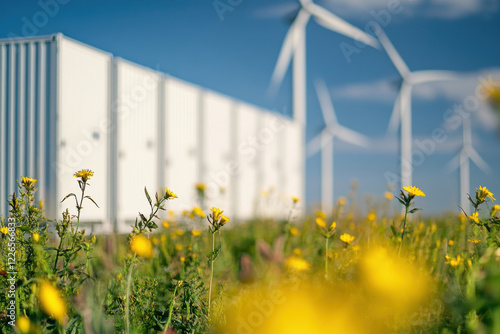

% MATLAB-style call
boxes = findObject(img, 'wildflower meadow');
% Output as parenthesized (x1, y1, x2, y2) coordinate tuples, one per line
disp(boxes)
(1, 171, 500, 333)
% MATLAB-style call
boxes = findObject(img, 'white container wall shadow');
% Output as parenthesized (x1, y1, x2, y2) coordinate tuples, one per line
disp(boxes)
(0, 34, 305, 232)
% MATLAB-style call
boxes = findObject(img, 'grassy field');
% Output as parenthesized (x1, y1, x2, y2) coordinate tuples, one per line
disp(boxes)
(1, 171, 500, 333)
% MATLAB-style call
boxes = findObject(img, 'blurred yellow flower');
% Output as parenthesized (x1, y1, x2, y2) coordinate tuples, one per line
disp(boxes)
(315, 211, 326, 219)
(290, 227, 299, 236)
(210, 207, 223, 221)
(468, 239, 481, 244)
(152, 237, 159, 245)
(329, 221, 336, 231)
(0, 227, 8, 235)
(340, 233, 355, 245)
(291, 196, 300, 203)
(220, 215, 230, 226)
(73, 169, 93, 182)
(402, 186, 425, 197)
(16, 315, 31, 333)
(32, 233, 40, 242)
(191, 230, 201, 237)
(260, 190, 269, 197)
(315, 217, 326, 228)
(293, 248, 302, 256)
(160, 235, 167, 243)
(476, 186, 495, 202)
(470, 212, 479, 224)
(21, 176, 37, 188)
(180, 256, 186, 262)
(130, 235, 153, 258)
(175, 229, 184, 236)
(491, 204, 500, 216)
(367, 212, 376, 222)
(448, 240, 454, 246)
(384, 191, 394, 200)
(175, 244, 183, 251)
(447, 255, 463, 268)
(192, 206, 205, 218)
(162, 221, 170, 228)
(38, 281, 67, 322)
(117, 273, 123, 280)
(337, 196, 347, 206)
(285, 256, 311, 272)
(164, 187, 178, 199)
(196, 183, 206, 192)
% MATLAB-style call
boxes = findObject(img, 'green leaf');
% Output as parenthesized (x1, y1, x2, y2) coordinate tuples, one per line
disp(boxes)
(409, 208, 422, 214)
(390, 224, 398, 236)
(84, 195, 100, 208)
(145, 187, 152, 206)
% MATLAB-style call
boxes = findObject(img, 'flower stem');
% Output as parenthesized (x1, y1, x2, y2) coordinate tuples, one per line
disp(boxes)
(398, 205, 409, 258)
(208, 231, 215, 315)
(325, 237, 329, 279)
(164, 285, 179, 332)
(125, 259, 135, 334)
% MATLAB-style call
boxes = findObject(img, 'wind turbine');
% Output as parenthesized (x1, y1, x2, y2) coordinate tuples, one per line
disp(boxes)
(374, 27, 458, 189)
(307, 79, 370, 215)
(446, 117, 491, 213)
(269, 0, 380, 124)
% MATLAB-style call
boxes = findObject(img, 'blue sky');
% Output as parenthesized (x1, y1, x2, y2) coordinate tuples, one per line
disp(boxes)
(1, 0, 499, 214)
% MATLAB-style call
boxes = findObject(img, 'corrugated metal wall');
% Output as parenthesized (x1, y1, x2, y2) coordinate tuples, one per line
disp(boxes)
(0, 36, 58, 219)
(0, 34, 304, 230)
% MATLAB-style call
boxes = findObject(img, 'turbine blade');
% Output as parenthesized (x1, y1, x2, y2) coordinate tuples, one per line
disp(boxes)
(467, 147, 491, 174)
(387, 91, 401, 136)
(411, 70, 459, 84)
(374, 28, 410, 78)
(314, 79, 337, 126)
(306, 132, 325, 157)
(268, 12, 302, 96)
(334, 124, 370, 148)
(445, 153, 461, 172)
(308, 4, 379, 49)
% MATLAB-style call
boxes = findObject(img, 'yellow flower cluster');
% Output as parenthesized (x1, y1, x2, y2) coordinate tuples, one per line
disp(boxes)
(340, 233, 355, 245)
(164, 187, 178, 199)
(285, 256, 311, 272)
(476, 186, 495, 204)
(21, 176, 37, 189)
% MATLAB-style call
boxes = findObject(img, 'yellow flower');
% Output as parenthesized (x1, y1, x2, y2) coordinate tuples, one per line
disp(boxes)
(340, 233, 355, 245)
(293, 248, 302, 256)
(260, 190, 269, 197)
(38, 281, 67, 322)
(191, 230, 201, 237)
(180, 256, 186, 262)
(117, 273, 123, 280)
(436, 240, 441, 248)
(164, 187, 178, 199)
(291, 196, 300, 204)
(160, 235, 167, 243)
(73, 169, 94, 182)
(329, 222, 336, 231)
(16, 315, 31, 333)
(196, 183, 206, 192)
(0, 227, 8, 235)
(192, 206, 205, 218)
(384, 191, 394, 200)
(492, 205, 500, 217)
(32, 233, 40, 242)
(337, 196, 347, 206)
(152, 237, 159, 245)
(210, 207, 223, 221)
(448, 240, 454, 246)
(21, 176, 37, 189)
(476, 186, 495, 202)
(175, 244, 183, 251)
(315, 211, 326, 219)
(447, 255, 463, 268)
(130, 235, 153, 258)
(315, 217, 326, 228)
(220, 215, 230, 225)
(290, 227, 299, 236)
(162, 221, 170, 228)
(175, 229, 184, 236)
(469, 212, 480, 224)
(367, 212, 376, 222)
(285, 256, 311, 272)
(402, 186, 426, 197)
(468, 239, 481, 244)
